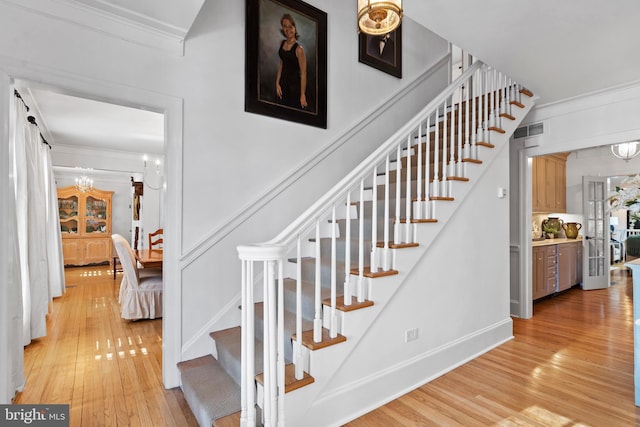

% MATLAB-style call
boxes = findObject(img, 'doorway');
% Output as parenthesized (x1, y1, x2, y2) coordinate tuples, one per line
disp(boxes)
(0, 63, 184, 393)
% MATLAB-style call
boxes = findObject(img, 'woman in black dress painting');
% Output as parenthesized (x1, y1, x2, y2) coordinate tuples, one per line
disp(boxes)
(276, 14, 307, 110)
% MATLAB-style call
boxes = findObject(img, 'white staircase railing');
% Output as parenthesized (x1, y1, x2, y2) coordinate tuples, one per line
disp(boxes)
(237, 60, 527, 427)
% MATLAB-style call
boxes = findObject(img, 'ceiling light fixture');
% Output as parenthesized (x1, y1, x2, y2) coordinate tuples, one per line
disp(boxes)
(75, 172, 93, 193)
(611, 141, 640, 161)
(357, 0, 403, 35)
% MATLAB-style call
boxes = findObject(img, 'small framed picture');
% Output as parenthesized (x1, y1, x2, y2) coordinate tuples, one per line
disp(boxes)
(245, 0, 328, 129)
(358, 26, 402, 78)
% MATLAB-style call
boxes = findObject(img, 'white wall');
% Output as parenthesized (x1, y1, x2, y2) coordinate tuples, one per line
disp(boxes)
(0, 0, 450, 386)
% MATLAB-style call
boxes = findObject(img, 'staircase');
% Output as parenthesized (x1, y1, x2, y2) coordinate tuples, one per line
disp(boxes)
(178, 61, 535, 426)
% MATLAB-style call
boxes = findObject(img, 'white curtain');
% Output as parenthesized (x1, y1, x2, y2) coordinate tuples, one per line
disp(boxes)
(3, 93, 26, 400)
(44, 142, 65, 298)
(12, 93, 65, 346)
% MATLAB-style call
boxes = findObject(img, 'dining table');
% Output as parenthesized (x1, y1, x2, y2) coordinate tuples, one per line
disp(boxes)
(135, 249, 163, 269)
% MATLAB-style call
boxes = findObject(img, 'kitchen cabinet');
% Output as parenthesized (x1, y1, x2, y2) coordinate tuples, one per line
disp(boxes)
(533, 245, 557, 299)
(58, 186, 113, 266)
(533, 240, 583, 301)
(559, 241, 583, 291)
(532, 153, 568, 213)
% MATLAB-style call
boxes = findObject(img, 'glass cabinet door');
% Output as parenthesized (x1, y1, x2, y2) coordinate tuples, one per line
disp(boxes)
(85, 196, 108, 234)
(58, 195, 79, 234)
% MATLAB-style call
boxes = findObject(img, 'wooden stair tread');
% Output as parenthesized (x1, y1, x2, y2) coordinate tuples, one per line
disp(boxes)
(349, 267, 399, 278)
(520, 88, 533, 97)
(487, 126, 506, 134)
(292, 327, 347, 350)
(476, 141, 495, 148)
(256, 363, 315, 393)
(499, 112, 516, 120)
(397, 217, 437, 224)
(462, 158, 482, 164)
(322, 295, 374, 311)
(411, 218, 438, 224)
(429, 196, 454, 201)
(447, 176, 469, 182)
(376, 240, 420, 248)
(510, 100, 525, 108)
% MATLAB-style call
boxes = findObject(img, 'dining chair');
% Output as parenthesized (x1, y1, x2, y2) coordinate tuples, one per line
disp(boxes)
(148, 228, 163, 249)
(111, 234, 163, 320)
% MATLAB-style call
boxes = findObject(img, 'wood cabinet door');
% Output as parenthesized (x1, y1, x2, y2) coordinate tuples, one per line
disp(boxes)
(533, 157, 547, 212)
(84, 238, 112, 265)
(554, 159, 566, 212)
(557, 243, 576, 291)
(532, 246, 546, 300)
(61, 239, 82, 266)
(544, 158, 557, 212)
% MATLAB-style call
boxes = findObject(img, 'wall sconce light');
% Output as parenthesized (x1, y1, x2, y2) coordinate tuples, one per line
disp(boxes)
(357, 0, 403, 35)
(143, 155, 163, 190)
(611, 141, 640, 161)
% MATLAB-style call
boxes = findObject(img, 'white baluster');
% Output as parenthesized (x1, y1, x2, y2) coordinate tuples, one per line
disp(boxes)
(295, 236, 303, 378)
(482, 66, 488, 144)
(313, 222, 322, 343)
(358, 180, 365, 303)
(370, 167, 377, 272)
(442, 99, 448, 197)
(432, 105, 440, 198)
(405, 136, 411, 243)
(457, 84, 464, 177)
(383, 156, 390, 270)
(268, 260, 279, 426)
(394, 145, 402, 244)
(240, 260, 255, 427)
(344, 191, 352, 305)
(330, 205, 337, 338)
(424, 115, 432, 219)
(277, 259, 285, 426)
(416, 123, 423, 220)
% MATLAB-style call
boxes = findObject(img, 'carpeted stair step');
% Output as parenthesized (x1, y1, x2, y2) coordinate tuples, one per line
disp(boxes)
(210, 326, 264, 386)
(282, 277, 331, 319)
(178, 354, 241, 427)
(253, 302, 313, 362)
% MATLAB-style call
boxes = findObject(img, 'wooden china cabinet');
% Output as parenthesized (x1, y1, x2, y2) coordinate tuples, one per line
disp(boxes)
(57, 186, 113, 266)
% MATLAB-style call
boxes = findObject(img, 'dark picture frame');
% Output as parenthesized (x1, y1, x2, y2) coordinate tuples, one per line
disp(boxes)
(245, 0, 327, 129)
(358, 26, 402, 79)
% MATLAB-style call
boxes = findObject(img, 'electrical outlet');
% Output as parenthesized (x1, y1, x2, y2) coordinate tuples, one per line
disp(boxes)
(405, 328, 419, 342)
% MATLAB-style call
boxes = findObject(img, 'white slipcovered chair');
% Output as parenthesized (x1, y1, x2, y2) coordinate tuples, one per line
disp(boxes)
(111, 234, 163, 320)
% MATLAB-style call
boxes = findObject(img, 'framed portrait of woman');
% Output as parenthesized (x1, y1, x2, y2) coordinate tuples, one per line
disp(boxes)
(245, 0, 327, 129)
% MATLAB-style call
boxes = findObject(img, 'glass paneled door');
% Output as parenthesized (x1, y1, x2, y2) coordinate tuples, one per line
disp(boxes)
(581, 176, 610, 290)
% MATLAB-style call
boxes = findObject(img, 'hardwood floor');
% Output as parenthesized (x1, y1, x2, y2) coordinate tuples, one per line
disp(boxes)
(13, 265, 198, 427)
(347, 268, 640, 426)
(14, 266, 640, 426)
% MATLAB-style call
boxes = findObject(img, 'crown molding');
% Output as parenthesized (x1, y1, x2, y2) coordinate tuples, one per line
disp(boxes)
(1, 0, 205, 55)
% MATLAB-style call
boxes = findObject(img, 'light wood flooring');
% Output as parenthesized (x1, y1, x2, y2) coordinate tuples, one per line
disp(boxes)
(347, 268, 640, 426)
(13, 266, 640, 426)
(13, 265, 199, 426)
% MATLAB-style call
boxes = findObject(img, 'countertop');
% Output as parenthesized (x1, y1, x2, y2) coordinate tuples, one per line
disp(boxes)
(532, 237, 583, 247)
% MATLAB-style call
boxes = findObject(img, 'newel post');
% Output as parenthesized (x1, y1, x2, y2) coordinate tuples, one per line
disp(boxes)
(237, 243, 286, 427)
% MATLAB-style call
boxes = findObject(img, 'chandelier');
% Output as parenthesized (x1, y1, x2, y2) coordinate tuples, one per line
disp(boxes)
(611, 141, 640, 161)
(75, 173, 93, 193)
(357, 0, 403, 35)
